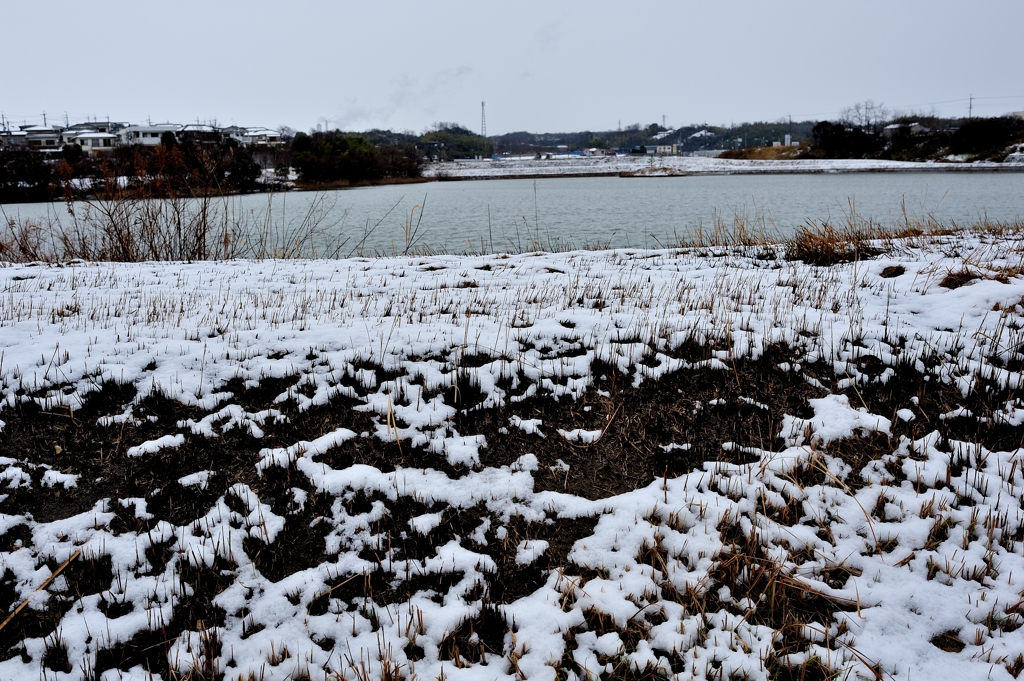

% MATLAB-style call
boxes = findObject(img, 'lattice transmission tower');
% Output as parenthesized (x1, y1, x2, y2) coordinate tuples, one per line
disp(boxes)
(481, 102, 486, 137)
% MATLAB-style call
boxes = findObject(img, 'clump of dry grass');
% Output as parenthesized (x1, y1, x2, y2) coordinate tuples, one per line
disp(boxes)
(0, 186, 349, 263)
(938, 268, 981, 289)
(785, 222, 886, 266)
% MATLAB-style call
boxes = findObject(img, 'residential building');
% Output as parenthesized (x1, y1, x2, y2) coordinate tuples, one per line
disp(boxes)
(73, 131, 118, 156)
(883, 122, 927, 139)
(61, 128, 90, 145)
(64, 121, 127, 136)
(232, 127, 283, 147)
(119, 124, 180, 146)
(177, 124, 220, 145)
(21, 124, 63, 151)
(1, 129, 29, 150)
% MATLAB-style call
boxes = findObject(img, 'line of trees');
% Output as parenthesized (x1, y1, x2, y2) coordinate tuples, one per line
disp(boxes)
(287, 123, 495, 183)
(2, 123, 493, 202)
(420, 124, 493, 160)
(1, 137, 265, 204)
(806, 108, 1024, 161)
(290, 131, 421, 183)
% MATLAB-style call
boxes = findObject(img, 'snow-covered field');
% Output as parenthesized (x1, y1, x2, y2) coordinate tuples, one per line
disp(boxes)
(424, 155, 1022, 180)
(2, 227, 1024, 680)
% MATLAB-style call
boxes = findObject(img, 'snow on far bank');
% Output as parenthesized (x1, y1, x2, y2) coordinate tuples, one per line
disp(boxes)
(424, 154, 1021, 179)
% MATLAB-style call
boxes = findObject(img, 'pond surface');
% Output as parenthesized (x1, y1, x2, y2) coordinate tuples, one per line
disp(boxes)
(5, 172, 1024, 255)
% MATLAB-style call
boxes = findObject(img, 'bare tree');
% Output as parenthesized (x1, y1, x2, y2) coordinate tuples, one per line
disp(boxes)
(277, 126, 297, 143)
(839, 100, 891, 134)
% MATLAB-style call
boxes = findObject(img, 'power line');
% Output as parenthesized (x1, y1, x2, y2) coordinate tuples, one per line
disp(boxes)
(890, 97, 970, 109)
(791, 94, 1024, 122)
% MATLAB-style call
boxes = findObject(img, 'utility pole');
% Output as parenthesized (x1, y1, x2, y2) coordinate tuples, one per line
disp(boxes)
(42, 111, 47, 126)
(969, 94, 973, 120)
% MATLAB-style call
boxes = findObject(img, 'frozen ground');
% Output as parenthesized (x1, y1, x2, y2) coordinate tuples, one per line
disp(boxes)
(423, 155, 1020, 180)
(1, 227, 1024, 680)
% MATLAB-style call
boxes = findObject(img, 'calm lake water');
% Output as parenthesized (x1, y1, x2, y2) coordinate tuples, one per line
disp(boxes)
(6, 172, 1024, 255)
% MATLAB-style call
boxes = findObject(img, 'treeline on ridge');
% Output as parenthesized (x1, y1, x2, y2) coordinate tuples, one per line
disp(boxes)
(805, 115, 1024, 161)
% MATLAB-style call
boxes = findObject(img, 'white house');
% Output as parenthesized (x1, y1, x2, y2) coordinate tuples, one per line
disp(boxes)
(224, 127, 282, 147)
(883, 122, 927, 139)
(73, 131, 118, 156)
(119, 124, 180, 146)
(62, 128, 95, 145)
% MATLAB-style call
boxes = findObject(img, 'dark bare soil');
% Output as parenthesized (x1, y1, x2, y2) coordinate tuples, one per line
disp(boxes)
(1, 341, 1020, 678)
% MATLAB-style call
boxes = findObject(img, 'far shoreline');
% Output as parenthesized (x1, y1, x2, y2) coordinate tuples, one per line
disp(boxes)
(5, 160, 1022, 206)
(286, 160, 1024, 192)
(419, 156, 1024, 183)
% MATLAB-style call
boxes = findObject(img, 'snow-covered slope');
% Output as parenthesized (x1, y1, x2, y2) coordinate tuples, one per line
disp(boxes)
(2, 229, 1024, 680)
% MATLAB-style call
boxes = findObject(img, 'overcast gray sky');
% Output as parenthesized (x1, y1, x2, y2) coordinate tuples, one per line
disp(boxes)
(3, 1, 1022, 135)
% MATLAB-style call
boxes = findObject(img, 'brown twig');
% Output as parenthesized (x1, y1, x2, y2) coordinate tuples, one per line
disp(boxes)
(555, 402, 623, 451)
(0, 548, 82, 633)
(40, 407, 82, 428)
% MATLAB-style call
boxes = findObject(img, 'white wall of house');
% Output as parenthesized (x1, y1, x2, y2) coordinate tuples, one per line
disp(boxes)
(62, 129, 96, 145)
(75, 133, 118, 155)
(119, 125, 180, 146)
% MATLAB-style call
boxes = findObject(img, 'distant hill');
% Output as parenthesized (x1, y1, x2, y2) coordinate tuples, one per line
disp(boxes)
(489, 120, 818, 155)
